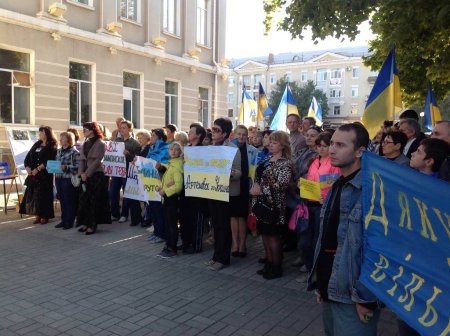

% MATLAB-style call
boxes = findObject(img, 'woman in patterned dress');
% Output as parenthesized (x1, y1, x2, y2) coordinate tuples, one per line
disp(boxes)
(250, 131, 293, 279)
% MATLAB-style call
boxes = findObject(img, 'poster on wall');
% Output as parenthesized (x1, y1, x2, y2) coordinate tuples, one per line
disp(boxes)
(5, 127, 40, 177)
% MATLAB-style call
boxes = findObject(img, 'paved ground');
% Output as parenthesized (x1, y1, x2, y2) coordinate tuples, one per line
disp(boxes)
(0, 208, 399, 335)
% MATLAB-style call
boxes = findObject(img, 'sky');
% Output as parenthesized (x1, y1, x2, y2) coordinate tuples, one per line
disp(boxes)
(225, 0, 375, 59)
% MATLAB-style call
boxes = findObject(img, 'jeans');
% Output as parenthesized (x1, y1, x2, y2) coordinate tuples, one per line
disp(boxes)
(322, 301, 380, 336)
(148, 201, 165, 239)
(109, 177, 128, 218)
(55, 178, 76, 227)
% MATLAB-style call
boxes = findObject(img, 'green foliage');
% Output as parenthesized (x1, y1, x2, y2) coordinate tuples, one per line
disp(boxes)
(268, 78, 329, 118)
(263, 0, 450, 108)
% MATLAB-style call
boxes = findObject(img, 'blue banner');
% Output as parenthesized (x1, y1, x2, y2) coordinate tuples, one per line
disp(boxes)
(361, 152, 450, 336)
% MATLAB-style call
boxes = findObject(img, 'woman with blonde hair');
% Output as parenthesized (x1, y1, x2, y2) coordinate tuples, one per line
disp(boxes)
(250, 131, 293, 279)
(175, 131, 189, 148)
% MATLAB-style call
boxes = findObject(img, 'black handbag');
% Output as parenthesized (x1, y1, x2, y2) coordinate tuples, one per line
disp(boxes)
(252, 198, 279, 224)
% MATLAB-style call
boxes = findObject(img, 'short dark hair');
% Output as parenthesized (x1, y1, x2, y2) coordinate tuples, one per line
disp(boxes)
(304, 117, 316, 126)
(120, 120, 133, 130)
(164, 124, 178, 133)
(213, 117, 233, 138)
(420, 138, 450, 172)
(399, 109, 419, 121)
(190, 123, 206, 143)
(152, 128, 167, 142)
(316, 131, 332, 146)
(385, 131, 408, 152)
(399, 118, 421, 137)
(338, 123, 370, 150)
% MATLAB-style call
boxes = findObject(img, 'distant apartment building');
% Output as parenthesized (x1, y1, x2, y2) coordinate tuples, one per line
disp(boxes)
(0, 0, 228, 145)
(227, 46, 378, 127)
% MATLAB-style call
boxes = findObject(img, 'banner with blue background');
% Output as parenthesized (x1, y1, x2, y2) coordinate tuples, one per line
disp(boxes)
(361, 152, 449, 336)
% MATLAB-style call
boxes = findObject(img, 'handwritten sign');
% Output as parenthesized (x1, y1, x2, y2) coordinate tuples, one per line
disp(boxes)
(299, 178, 321, 202)
(183, 146, 237, 202)
(135, 156, 161, 202)
(360, 152, 450, 336)
(123, 163, 146, 202)
(46, 160, 63, 174)
(103, 141, 126, 178)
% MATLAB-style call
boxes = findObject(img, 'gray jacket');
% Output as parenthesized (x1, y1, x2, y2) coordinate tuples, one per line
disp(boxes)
(393, 153, 410, 166)
(215, 139, 242, 197)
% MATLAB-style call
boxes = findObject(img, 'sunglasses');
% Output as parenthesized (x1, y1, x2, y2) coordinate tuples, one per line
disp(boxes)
(211, 126, 222, 133)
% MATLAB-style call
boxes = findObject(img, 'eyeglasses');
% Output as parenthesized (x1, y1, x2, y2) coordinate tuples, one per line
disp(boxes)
(212, 126, 222, 133)
(382, 140, 395, 145)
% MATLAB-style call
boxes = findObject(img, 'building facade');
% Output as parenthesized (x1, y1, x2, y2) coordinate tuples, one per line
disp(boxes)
(0, 0, 228, 149)
(227, 47, 378, 127)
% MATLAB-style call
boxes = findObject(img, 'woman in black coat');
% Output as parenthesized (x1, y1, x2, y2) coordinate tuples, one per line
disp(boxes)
(20, 126, 58, 224)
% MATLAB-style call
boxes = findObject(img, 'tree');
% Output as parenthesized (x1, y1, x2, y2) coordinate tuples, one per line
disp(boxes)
(268, 78, 329, 118)
(263, 0, 450, 107)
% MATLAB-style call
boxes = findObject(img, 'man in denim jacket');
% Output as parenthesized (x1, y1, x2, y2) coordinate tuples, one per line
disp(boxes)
(308, 123, 380, 336)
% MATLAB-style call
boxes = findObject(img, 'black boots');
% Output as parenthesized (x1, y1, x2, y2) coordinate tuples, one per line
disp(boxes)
(256, 263, 283, 279)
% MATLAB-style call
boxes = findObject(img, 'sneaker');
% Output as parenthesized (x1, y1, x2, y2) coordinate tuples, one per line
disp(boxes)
(147, 234, 156, 241)
(152, 237, 165, 243)
(158, 249, 177, 259)
(208, 262, 226, 271)
(118, 216, 127, 223)
(111, 216, 120, 222)
(156, 247, 169, 257)
(298, 265, 309, 273)
(203, 259, 216, 266)
(54, 222, 64, 228)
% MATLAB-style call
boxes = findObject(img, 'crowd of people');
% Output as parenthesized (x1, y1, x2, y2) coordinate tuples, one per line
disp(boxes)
(17, 111, 450, 336)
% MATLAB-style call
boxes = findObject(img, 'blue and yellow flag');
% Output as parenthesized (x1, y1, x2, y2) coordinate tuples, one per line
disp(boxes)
(307, 96, 323, 126)
(238, 85, 257, 126)
(362, 48, 402, 137)
(270, 84, 299, 131)
(423, 81, 442, 130)
(258, 83, 273, 121)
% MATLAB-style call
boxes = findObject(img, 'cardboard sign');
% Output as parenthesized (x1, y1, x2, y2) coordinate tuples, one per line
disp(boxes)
(103, 141, 126, 177)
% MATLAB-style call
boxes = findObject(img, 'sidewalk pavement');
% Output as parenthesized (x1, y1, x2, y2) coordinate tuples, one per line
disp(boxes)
(0, 211, 399, 335)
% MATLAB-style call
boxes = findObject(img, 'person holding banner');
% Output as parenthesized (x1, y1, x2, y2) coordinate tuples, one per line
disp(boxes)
(205, 118, 241, 271)
(156, 142, 184, 258)
(250, 131, 293, 279)
(110, 120, 140, 223)
(77, 122, 111, 235)
(20, 126, 58, 224)
(307, 123, 380, 336)
(230, 125, 258, 258)
(54, 132, 80, 230)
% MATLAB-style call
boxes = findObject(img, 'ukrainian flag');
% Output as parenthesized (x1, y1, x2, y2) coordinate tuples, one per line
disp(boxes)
(270, 84, 299, 131)
(258, 83, 273, 120)
(423, 81, 442, 130)
(362, 48, 402, 138)
(238, 85, 257, 126)
(307, 96, 323, 126)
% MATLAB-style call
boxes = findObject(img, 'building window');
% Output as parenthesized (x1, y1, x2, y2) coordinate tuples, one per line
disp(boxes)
(165, 81, 178, 125)
(253, 74, 262, 89)
(228, 76, 235, 87)
(351, 85, 359, 98)
(120, 0, 140, 22)
(69, 62, 91, 126)
(329, 88, 341, 98)
(351, 104, 358, 115)
(242, 75, 251, 90)
(123, 72, 140, 128)
(333, 106, 340, 115)
(316, 69, 327, 82)
(196, 0, 209, 46)
(71, 0, 93, 6)
(352, 67, 360, 79)
(270, 74, 277, 85)
(228, 109, 234, 118)
(0, 49, 31, 124)
(198, 88, 209, 127)
(228, 93, 234, 104)
(330, 68, 342, 85)
(285, 72, 292, 83)
(301, 71, 308, 82)
(163, 0, 180, 35)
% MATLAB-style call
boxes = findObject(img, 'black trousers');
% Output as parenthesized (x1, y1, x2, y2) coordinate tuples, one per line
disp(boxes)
(209, 199, 231, 265)
(182, 197, 207, 252)
(164, 195, 179, 251)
